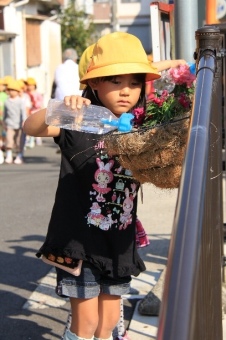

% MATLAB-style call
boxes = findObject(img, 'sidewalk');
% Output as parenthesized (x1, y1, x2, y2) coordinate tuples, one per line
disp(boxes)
(127, 183, 226, 340)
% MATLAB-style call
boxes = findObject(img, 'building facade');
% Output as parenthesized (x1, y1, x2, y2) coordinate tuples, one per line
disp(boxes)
(0, 0, 172, 104)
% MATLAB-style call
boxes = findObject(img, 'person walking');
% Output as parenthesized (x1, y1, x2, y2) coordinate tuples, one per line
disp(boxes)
(54, 48, 82, 100)
(23, 32, 160, 340)
(0, 78, 8, 164)
(18, 79, 32, 154)
(3, 80, 27, 164)
(26, 77, 43, 147)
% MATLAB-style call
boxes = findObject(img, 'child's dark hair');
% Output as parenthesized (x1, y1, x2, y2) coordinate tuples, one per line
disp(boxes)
(82, 74, 146, 112)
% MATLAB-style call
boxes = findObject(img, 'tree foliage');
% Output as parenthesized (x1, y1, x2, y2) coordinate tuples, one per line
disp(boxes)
(58, 0, 96, 58)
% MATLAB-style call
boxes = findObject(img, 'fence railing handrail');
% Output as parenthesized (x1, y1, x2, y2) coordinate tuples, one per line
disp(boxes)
(157, 26, 223, 340)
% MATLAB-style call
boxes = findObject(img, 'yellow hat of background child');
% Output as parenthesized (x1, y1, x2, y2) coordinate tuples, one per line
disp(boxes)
(80, 32, 160, 84)
(18, 79, 26, 89)
(7, 80, 21, 92)
(79, 44, 95, 90)
(3, 75, 15, 85)
(26, 77, 36, 85)
(0, 78, 5, 85)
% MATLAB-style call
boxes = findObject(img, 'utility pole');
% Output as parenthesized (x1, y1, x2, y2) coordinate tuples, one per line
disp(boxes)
(206, 0, 218, 24)
(111, 0, 120, 32)
(174, 0, 198, 63)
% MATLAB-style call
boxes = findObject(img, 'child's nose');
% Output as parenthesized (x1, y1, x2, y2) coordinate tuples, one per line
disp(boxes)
(120, 86, 130, 95)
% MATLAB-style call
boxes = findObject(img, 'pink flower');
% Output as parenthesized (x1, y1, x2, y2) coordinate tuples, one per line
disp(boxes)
(133, 107, 145, 126)
(178, 93, 190, 108)
(168, 64, 196, 87)
(152, 97, 163, 106)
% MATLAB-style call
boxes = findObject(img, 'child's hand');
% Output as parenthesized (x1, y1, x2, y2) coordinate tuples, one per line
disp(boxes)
(170, 59, 187, 68)
(64, 95, 91, 110)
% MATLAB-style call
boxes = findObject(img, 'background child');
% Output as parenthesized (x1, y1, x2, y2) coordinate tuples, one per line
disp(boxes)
(3, 80, 27, 164)
(26, 77, 43, 147)
(18, 79, 32, 155)
(23, 32, 160, 340)
(0, 78, 8, 164)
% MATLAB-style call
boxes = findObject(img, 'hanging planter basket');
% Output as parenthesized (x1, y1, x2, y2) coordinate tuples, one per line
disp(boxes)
(103, 113, 191, 189)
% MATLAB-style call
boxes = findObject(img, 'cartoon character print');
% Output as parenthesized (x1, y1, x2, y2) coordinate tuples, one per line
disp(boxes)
(92, 158, 114, 202)
(99, 209, 117, 231)
(119, 183, 137, 230)
(87, 203, 116, 230)
(87, 202, 105, 227)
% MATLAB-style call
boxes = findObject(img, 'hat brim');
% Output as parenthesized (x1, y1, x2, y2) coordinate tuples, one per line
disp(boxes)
(80, 62, 160, 84)
(8, 88, 20, 92)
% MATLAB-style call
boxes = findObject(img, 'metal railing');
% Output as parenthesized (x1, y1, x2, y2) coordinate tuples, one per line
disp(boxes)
(157, 26, 224, 340)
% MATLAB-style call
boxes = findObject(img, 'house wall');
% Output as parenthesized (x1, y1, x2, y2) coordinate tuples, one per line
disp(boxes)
(40, 20, 62, 105)
(85, 0, 153, 53)
(1, 0, 167, 105)
(2, 3, 62, 106)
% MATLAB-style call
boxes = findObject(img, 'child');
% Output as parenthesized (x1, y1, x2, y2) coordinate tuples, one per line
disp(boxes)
(78, 43, 150, 340)
(26, 77, 43, 147)
(17, 79, 32, 155)
(0, 78, 8, 164)
(3, 80, 27, 164)
(23, 32, 160, 340)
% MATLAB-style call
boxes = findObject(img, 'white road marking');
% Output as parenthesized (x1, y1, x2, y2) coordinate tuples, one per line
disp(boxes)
(23, 268, 67, 309)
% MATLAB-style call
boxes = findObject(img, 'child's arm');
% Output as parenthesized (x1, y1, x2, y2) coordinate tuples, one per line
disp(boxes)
(23, 108, 59, 137)
(152, 59, 187, 72)
(23, 95, 91, 137)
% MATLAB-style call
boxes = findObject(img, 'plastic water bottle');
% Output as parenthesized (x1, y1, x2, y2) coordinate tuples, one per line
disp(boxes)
(45, 99, 133, 134)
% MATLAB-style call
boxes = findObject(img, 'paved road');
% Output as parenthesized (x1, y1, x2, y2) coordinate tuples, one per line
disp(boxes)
(0, 139, 70, 339)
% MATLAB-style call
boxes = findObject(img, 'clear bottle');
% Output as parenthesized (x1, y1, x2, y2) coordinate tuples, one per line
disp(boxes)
(45, 99, 120, 134)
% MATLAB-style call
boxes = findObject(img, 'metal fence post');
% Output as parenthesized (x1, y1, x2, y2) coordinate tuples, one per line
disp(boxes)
(194, 25, 223, 340)
(157, 25, 223, 340)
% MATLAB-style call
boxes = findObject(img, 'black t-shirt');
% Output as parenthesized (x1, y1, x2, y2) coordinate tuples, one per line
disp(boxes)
(37, 129, 145, 278)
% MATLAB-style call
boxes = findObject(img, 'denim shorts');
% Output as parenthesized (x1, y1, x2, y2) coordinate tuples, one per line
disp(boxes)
(56, 261, 131, 299)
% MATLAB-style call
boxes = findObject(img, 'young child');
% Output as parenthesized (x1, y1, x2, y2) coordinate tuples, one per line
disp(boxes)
(3, 80, 27, 164)
(17, 79, 32, 154)
(0, 78, 8, 164)
(26, 77, 43, 147)
(23, 32, 160, 340)
(78, 43, 150, 340)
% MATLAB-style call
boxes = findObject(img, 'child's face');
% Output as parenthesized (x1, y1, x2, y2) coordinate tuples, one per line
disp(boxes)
(91, 74, 143, 116)
(8, 89, 19, 98)
(0, 84, 5, 92)
(27, 84, 35, 91)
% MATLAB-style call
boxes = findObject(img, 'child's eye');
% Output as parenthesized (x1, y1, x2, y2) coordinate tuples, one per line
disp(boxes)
(111, 79, 120, 84)
(131, 81, 142, 86)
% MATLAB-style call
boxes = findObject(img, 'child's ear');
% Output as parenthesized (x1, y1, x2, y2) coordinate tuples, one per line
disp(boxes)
(87, 79, 99, 90)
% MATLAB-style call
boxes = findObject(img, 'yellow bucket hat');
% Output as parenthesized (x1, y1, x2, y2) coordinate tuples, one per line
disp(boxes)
(80, 32, 160, 84)
(3, 75, 15, 85)
(79, 44, 95, 90)
(18, 79, 26, 89)
(7, 80, 21, 92)
(26, 77, 36, 86)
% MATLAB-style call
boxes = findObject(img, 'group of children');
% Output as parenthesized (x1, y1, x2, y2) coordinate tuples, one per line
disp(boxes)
(0, 76, 43, 165)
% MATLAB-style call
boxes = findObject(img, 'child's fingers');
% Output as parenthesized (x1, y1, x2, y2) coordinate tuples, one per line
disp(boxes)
(64, 96, 91, 110)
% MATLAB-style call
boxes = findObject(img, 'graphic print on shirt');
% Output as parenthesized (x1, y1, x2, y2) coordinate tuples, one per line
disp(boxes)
(87, 142, 138, 231)
(87, 202, 105, 227)
(92, 158, 114, 202)
(119, 183, 137, 230)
